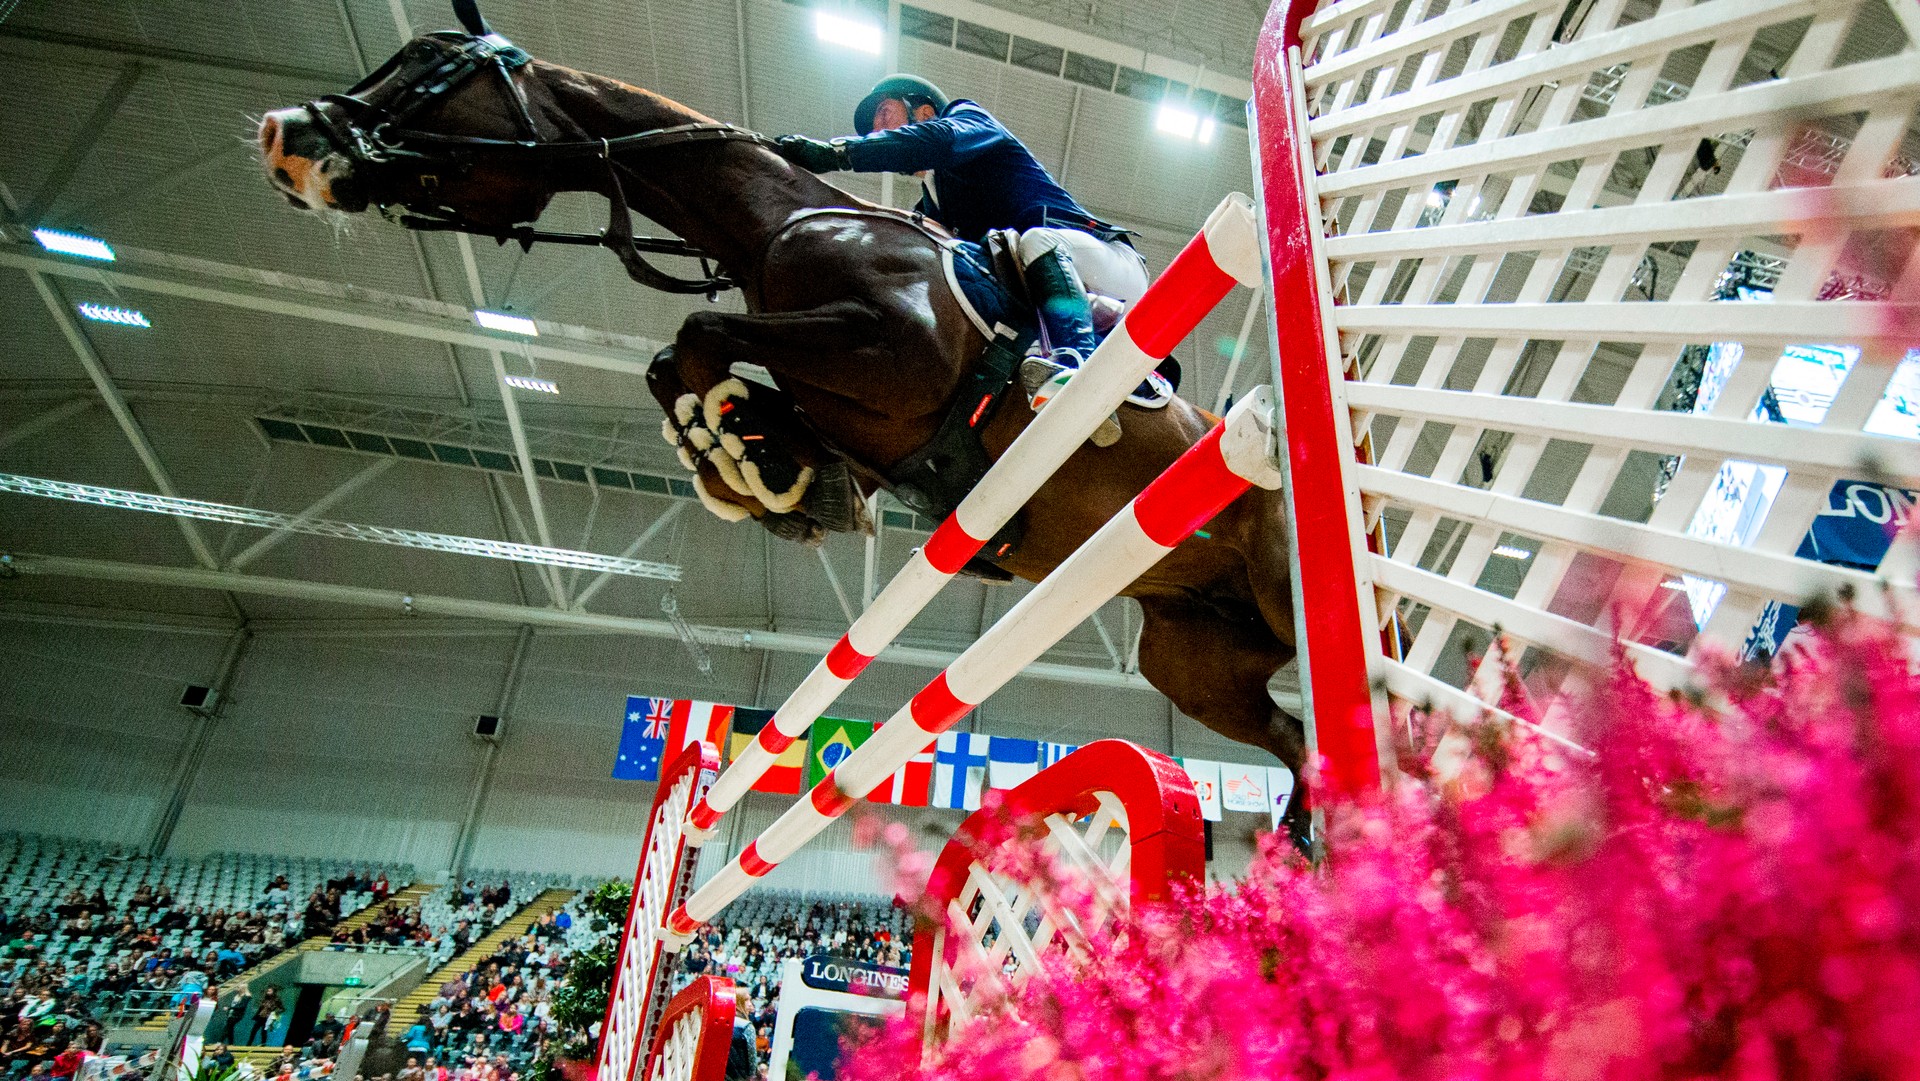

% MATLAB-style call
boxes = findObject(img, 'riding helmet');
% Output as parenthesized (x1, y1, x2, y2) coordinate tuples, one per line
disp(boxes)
(854, 74, 950, 135)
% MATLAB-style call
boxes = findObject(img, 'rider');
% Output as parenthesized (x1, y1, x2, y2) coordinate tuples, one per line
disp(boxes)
(772, 75, 1162, 407)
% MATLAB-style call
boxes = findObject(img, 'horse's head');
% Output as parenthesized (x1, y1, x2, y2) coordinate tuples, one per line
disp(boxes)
(259, 1, 557, 228)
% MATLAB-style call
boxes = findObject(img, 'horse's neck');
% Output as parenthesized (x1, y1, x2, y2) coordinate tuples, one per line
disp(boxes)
(542, 66, 850, 284)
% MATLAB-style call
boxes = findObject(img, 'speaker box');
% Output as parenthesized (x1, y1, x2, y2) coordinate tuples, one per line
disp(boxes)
(180, 685, 217, 714)
(473, 714, 502, 741)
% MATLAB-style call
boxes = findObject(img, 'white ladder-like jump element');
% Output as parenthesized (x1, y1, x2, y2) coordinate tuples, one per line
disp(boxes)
(903, 740, 1206, 1051)
(662, 385, 1285, 944)
(681, 192, 1266, 845)
(1254, 0, 1920, 759)
(596, 743, 720, 1081)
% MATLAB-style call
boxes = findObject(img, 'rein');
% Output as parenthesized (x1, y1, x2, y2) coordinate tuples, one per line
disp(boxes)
(305, 31, 768, 296)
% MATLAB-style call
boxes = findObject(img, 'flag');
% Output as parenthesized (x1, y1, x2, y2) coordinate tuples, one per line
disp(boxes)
(727, 708, 805, 795)
(1180, 758, 1223, 821)
(1267, 766, 1296, 831)
(869, 727, 933, 806)
(613, 695, 671, 781)
(807, 717, 875, 788)
(933, 732, 990, 810)
(669, 700, 734, 757)
(1220, 764, 1268, 813)
(1040, 742, 1079, 768)
(986, 736, 1040, 790)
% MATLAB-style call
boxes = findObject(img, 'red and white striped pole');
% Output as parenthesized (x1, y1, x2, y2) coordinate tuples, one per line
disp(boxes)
(684, 192, 1265, 844)
(663, 388, 1284, 942)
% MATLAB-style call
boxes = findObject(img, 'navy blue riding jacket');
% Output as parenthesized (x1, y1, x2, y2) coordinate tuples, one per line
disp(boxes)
(840, 100, 1108, 244)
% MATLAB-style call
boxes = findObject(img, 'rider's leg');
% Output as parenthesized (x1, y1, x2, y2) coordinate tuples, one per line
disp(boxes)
(1016, 230, 1098, 366)
(1019, 227, 1171, 406)
(1024, 227, 1149, 306)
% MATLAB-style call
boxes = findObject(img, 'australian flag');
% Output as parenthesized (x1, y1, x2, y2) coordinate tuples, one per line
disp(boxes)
(613, 695, 674, 781)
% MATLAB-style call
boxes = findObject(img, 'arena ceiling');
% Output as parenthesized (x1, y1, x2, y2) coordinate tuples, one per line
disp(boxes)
(0, 0, 1281, 724)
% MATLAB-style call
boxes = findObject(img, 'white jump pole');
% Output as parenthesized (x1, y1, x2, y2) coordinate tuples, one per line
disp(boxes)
(683, 192, 1266, 844)
(663, 386, 1284, 943)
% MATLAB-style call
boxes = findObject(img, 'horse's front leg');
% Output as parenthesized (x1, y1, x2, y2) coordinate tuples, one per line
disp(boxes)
(664, 302, 886, 527)
(672, 299, 893, 403)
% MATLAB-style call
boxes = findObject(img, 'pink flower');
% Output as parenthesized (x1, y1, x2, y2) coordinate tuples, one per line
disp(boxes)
(840, 605, 1920, 1081)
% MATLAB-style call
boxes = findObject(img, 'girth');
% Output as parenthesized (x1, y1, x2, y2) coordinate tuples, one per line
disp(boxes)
(881, 324, 1034, 562)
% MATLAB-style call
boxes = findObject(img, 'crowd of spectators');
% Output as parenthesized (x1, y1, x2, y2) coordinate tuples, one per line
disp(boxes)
(234, 878, 569, 1081)
(0, 835, 405, 1080)
(397, 892, 579, 1080)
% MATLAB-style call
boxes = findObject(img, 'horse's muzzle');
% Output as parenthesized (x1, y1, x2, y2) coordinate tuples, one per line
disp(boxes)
(259, 107, 368, 213)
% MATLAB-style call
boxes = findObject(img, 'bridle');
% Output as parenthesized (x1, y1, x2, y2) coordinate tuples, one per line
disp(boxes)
(301, 22, 768, 296)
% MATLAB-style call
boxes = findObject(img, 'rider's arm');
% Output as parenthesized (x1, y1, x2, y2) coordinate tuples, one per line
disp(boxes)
(840, 105, 1005, 173)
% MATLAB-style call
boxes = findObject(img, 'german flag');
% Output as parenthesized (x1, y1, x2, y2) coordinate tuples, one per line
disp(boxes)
(727, 707, 805, 794)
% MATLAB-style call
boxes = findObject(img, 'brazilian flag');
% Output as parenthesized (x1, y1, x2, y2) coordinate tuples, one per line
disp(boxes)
(807, 716, 875, 788)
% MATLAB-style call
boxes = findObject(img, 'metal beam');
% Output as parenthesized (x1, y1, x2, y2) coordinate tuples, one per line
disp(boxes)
(902, 0, 1253, 101)
(450, 626, 532, 878)
(573, 502, 684, 611)
(0, 241, 664, 381)
(149, 625, 253, 856)
(1088, 609, 1126, 672)
(226, 457, 398, 570)
(26, 272, 221, 569)
(1214, 284, 1265, 414)
(487, 473, 568, 605)
(816, 546, 858, 624)
(0, 25, 354, 87)
(0, 472, 681, 581)
(5, 553, 1157, 690)
(19, 61, 145, 227)
(0, 397, 93, 452)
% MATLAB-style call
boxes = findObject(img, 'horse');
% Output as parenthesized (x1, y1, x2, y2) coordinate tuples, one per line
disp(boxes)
(256, 1, 1310, 838)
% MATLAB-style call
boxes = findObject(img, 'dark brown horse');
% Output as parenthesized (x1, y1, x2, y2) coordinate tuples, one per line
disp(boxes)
(256, 8, 1308, 833)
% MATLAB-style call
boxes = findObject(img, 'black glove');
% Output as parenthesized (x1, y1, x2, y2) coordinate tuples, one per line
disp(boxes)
(773, 135, 850, 173)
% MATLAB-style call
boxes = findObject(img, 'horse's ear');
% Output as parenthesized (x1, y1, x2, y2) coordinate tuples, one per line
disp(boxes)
(452, 0, 493, 35)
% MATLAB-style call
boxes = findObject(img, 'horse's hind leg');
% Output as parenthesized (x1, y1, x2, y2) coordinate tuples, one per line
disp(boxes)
(1134, 594, 1312, 851)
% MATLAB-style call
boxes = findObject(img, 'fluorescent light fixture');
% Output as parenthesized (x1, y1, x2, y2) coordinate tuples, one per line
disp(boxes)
(1155, 104, 1199, 139)
(1155, 104, 1215, 144)
(34, 228, 115, 261)
(814, 11, 882, 53)
(1490, 544, 1532, 559)
(76, 303, 150, 328)
(503, 375, 559, 395)
(474, 310, 539, 336)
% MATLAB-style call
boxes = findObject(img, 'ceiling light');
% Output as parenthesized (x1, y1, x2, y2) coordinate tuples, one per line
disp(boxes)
(475, 309, 538, 336)
(814, 10, 883, 53)
(33, 228, 116, 261)
(1156, 104, 1199, 139)
(504, 375, 559, 395)
(1490, 544, 1532, 559)
(77, 303, 150, 328)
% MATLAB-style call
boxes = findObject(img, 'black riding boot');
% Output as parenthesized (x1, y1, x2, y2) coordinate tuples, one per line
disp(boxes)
(1021, 245, 1098, 364)
(1021, 245, 1121, 446)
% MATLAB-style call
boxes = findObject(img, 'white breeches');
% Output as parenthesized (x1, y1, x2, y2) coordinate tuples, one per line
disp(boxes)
(1016, 227, 1150, 305)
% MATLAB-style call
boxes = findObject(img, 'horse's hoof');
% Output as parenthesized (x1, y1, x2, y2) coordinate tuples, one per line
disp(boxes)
(1090, 414, 1122, 448)
(806, 462, 863, 534)
(758, 510, 826, 547)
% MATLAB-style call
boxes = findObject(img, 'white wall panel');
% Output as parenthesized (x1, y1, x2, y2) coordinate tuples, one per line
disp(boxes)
(0, 620, 229, 845)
